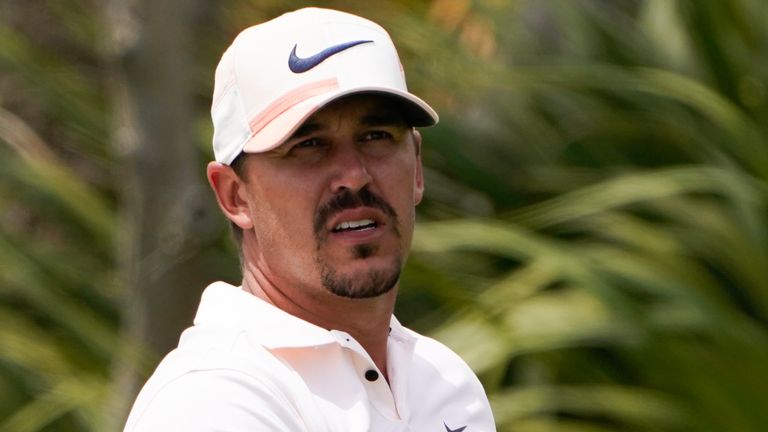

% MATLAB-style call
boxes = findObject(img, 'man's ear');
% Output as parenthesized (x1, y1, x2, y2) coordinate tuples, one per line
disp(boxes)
(412, 130, 425, 205)
(206, 161, 254, 230)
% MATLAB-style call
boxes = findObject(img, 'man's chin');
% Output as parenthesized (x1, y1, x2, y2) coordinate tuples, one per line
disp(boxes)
(318, 258, 402, 299)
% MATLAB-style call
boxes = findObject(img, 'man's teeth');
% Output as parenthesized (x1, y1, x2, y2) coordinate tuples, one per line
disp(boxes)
(334, 219, 376, 231)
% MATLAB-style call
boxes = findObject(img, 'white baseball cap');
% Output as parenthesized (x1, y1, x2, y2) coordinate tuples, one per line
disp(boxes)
(211, 7, 439, 165)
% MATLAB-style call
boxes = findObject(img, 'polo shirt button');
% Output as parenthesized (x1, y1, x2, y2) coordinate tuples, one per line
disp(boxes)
(365, 369, 379, 382)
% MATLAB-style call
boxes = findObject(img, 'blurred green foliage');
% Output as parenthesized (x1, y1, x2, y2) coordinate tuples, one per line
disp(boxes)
(1, 0, 767, 431)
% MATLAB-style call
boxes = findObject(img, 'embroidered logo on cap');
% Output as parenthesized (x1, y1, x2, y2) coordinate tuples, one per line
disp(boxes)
(288, 40, 373, 73)
(444, 422, 467, 432)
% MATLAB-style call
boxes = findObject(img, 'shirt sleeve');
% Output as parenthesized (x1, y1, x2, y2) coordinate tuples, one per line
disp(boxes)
(124, 368, 307, 432)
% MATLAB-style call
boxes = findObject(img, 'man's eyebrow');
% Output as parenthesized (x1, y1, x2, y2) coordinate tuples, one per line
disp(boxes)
(289, 112, 406, 140)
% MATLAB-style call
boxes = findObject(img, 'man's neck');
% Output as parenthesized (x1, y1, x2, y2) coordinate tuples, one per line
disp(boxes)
(241, 266, 396, 381)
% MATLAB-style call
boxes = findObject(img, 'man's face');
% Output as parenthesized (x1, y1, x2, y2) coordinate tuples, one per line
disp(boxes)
(237, 94, 424, 300)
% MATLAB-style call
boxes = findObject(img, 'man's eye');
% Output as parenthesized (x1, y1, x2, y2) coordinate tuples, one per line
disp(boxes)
(361, 131, 392, 141)
(292, 138, 324, 150)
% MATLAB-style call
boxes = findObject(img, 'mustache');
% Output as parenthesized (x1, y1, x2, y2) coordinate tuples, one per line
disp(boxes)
(314, 187, 398, 235)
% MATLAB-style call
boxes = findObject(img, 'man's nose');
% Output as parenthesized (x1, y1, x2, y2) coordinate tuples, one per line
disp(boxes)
(329, 148, 372, 194)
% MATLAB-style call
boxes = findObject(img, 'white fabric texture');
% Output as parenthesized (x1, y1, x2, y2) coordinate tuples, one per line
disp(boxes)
(123, 282, 496, 431)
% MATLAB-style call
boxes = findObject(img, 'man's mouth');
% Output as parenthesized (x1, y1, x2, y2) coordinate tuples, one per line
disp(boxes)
(332, 219, 378, 233)
(314, 188, 398, 238)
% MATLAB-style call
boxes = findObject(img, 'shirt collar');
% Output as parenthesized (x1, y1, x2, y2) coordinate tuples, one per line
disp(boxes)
(194, 281, 335, 348)
(194, 281, 413, 350)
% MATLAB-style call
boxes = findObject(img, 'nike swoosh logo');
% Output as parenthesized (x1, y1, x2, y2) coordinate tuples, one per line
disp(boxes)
(288, 40, 373, 73)
(444, 422, 467, 432)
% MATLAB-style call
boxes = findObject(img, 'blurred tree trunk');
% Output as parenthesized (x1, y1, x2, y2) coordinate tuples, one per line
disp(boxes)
(103, 0, 213, 428)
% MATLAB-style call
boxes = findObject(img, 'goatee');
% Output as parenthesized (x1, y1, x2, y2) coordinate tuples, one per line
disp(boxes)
(313, 187, 402, 299)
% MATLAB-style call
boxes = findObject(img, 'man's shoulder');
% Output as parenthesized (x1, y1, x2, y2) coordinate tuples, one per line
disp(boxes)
(124, 325, 304, 431)
(123, 364, 304, 431)
(146, 323, 291, 390)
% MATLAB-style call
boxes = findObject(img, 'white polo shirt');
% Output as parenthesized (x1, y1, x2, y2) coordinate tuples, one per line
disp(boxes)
(124, 282, 495, 431)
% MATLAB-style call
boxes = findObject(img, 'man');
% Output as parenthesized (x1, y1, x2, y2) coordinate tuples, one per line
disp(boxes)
(124, 7, 495, 431)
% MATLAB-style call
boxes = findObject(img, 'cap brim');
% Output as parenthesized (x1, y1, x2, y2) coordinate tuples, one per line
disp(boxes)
(241, 87, 438, 155)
